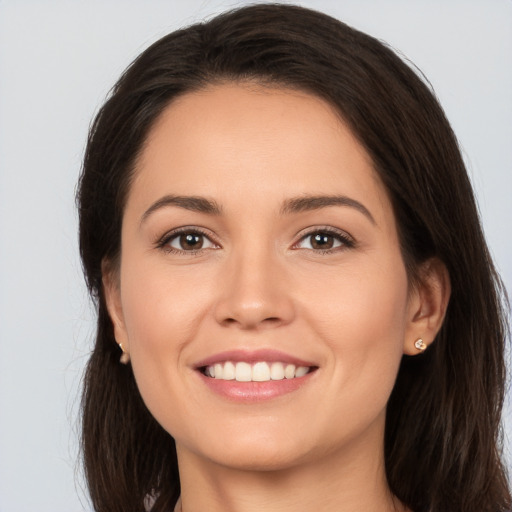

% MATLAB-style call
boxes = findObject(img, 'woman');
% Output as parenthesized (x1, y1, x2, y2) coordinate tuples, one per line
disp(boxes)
(77, 4, 510, 512)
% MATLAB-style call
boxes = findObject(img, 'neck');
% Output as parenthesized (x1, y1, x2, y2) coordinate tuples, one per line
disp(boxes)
(176, 423, 407, 512)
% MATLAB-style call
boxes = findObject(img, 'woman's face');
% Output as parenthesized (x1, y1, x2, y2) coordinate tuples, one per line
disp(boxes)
(106, 83, 422, 471)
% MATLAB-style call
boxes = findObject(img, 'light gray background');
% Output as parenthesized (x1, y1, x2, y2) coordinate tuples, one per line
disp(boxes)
(0, 1, 511, 510)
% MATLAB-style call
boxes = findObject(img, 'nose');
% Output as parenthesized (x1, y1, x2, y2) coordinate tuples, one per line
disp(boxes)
(213, 245, 295, 330)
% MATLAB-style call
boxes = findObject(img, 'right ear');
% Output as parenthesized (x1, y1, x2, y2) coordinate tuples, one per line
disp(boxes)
(102, 258, 129, 351)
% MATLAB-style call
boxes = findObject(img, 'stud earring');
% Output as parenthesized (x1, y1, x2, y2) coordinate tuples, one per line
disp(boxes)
(118, 343, 130, 364)
(414, 338, 427, 351)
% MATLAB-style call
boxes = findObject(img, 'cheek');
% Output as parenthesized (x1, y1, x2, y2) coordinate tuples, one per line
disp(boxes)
(298, 256, 409, 420)
(301, 253, 409, 342)
(117, 260, 214, 415)
(116, 279, 199, 443)
(120, 260, 211, 349)
(117, 247, 245, 400)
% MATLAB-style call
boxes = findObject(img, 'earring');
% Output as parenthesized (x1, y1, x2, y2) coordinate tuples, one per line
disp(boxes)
(118, 343, 130, 364)
(414, 338, 427, 351)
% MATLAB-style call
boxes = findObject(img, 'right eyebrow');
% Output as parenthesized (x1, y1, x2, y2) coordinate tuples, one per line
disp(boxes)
(140, 195, 222, 225)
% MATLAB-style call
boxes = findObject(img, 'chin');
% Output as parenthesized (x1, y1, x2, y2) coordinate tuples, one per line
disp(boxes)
(179, 420, 326, 473)
(206, 444, 308, 472)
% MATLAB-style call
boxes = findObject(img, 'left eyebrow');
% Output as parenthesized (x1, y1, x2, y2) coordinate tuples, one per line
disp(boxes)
(280, 195, 376, 225)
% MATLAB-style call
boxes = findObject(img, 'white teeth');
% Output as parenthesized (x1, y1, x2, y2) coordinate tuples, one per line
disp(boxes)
(223, 361, 235, 380)
(235, 362, 252, 382)
(252, 362, 270, 381)
(295, 366, 309, 378)
(270, 362, 285, 380)
(204, 361, 312, 382)
(284, 364, 295, 379)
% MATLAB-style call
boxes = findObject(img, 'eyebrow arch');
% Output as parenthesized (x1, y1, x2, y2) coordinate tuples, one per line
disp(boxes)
(141, 195, 222, 224)
(280, 195, 376, 225)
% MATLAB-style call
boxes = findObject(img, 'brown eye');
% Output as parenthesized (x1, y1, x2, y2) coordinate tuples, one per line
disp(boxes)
(167, 231, 216, 252)
(295, 229, 353, 252)
(179, 233, 203, 250)
(310, 233, 334, 249)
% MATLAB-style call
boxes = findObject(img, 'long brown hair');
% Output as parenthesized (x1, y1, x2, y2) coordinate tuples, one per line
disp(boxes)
(77, 4, 510, 511)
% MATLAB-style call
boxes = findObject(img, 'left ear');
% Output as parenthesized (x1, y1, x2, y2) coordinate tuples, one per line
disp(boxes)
(403, 257, 451, 355)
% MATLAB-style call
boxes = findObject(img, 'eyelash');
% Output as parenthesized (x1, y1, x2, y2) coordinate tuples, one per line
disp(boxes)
(156, 227, 218, 255)
(293, 227, 355, 254)
(155, 226, 355, 255)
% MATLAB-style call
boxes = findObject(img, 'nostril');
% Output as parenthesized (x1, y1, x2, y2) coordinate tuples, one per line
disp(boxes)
(214, 294, 295, 329)
(220, 316, 283, 329)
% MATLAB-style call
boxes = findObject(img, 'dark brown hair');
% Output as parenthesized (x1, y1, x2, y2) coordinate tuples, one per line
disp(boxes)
(77, 4, 510, 512)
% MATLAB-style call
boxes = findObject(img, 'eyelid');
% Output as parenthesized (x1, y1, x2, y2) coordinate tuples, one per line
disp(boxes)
(292, 226, 355, 251)
(155, 226, 220, 254)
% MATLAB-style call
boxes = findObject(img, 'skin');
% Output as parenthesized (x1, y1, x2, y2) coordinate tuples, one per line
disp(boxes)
(105, 83, 450, 512)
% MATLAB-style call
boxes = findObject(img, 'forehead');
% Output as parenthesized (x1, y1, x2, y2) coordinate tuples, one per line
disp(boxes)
(129, 82, 391, 223)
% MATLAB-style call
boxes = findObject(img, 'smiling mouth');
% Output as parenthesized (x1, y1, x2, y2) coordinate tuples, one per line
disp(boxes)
(200, 361, 316, 382)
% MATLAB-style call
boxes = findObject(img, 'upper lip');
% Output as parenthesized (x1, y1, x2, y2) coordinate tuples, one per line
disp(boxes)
(194, 349, 317, 369)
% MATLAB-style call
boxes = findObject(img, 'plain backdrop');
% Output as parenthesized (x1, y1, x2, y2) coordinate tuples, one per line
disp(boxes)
(0, 1, 511, 510)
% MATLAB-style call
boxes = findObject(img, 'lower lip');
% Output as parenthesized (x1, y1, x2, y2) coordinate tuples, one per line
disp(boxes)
(197, 371, 316, 402)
